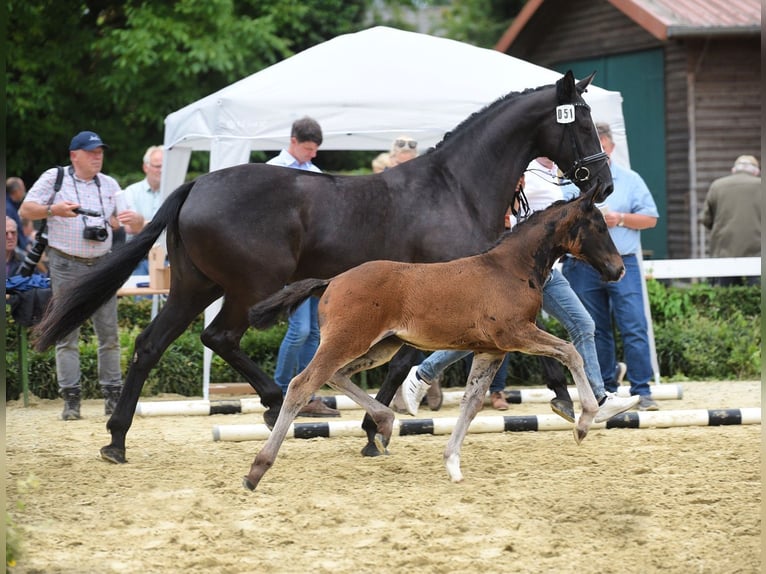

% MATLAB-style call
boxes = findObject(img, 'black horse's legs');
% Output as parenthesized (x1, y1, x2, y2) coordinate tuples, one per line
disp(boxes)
(536, 319, 575, 422)
(200, 298, 283, 428)
(102, 290, 216, 464)
(361, 344, 421, 457)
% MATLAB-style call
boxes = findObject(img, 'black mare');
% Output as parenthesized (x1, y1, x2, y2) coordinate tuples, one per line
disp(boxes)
(33, 71, 611, 464)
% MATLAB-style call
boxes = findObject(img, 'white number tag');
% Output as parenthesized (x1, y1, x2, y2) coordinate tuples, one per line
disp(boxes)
(556, 104, 575, 124)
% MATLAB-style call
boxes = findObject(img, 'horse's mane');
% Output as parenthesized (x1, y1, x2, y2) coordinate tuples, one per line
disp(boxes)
(477, 195, 576, 255)
(430, 83, 553, 153)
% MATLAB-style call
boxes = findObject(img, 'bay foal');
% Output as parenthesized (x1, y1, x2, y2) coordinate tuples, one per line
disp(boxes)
(245, 184, 624, 489)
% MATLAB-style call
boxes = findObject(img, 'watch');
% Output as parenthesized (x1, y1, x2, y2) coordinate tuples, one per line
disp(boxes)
(617, 213, 625, 227)
(47, 206, 53, 217)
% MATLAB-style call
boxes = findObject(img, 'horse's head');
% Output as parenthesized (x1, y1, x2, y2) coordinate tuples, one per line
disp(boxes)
(537, 71, 613, 202)
(563, 184, 624, 282)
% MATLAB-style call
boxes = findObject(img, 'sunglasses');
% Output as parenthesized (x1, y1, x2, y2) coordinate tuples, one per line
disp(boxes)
(395, 139, 417, 150)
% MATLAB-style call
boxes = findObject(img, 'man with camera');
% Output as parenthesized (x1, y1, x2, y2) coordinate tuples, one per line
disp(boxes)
(20, 130, 143, 420)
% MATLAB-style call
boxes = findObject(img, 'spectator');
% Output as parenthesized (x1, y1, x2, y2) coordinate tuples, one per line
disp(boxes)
(267, 117, 340, 417)
(371, 152, 392, 173)
(122, 145, 165, 275)
(19, 130, 138, 420)
(6, 177, 29, 250)
(401, 158, 639, 421)
(561, 123, 660, 411)
(389, 136, 418, 166)
(700, 155, 761, 286)
(5, 217, 26, 277)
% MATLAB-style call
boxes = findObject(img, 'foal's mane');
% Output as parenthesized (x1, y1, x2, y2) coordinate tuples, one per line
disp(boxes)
(478, 195, 577, 254)
(430, 83, 552, 152)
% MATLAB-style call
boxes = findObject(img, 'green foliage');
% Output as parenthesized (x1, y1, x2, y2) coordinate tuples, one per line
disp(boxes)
(431, 0, 526, 48)
(6, 283, 759, 402)
(6, 0, 371, 185)
(647, 281, 761, 380)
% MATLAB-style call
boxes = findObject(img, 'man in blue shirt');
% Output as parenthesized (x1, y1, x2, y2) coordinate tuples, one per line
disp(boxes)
(122, 145, 165, 275)
(267, 117, 340, 418)
(562, 123, 660, 410)
(6, 177, 29, 250)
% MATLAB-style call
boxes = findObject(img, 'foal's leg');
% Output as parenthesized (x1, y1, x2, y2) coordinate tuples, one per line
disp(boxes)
(514, 327, 598, 443)
(443, 353, 503, 483)
(243, 355, 341, 491)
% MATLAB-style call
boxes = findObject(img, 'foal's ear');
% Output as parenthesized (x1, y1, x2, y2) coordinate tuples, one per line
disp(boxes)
(582, 183, 601, 208)
(575, 72, 597, 94)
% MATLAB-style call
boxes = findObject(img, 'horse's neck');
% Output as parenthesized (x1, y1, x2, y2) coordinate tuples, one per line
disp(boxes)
(432, 93, 547, 214)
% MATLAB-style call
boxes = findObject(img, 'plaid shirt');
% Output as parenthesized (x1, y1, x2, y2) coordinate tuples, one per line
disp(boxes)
(25, 166, 121, 259)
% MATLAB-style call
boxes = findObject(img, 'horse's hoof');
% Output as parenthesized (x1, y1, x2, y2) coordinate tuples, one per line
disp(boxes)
(373, 433, 390, 454)
(360, 443, 387, 457)
(573, 427, 588, 445)
(242, 476, 256, 491)
(100, 445, 127, 464)
(550, 398, 575, 423)
(262, 408, 279, 430)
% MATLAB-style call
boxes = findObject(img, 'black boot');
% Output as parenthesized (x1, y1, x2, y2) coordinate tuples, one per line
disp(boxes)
(102, 385, 122, 416)
(61, 388, 81, 420)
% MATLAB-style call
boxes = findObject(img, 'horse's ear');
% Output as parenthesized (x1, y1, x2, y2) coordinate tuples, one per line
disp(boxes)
(576, 72, 597, 94)
(557, 70, 577, 103)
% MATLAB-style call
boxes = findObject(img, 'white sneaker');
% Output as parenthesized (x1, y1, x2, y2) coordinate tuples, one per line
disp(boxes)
(594, 392, 640, 423)
(401, 366, 430, 416)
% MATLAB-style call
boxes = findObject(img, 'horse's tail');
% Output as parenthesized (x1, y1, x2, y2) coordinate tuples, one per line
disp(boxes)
(32, 180, 197, 351)
(249, 278, 331, 330)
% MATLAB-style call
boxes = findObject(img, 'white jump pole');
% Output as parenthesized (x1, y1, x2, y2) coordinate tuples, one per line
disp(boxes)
(136, 384, 684, 417)
(211, 407, 761, 442)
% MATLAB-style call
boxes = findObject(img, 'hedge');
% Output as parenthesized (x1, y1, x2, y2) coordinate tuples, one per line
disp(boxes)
(5, 281, 761, 401)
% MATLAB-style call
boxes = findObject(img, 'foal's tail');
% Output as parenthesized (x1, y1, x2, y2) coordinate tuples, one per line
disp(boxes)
(32, 181, 197, 351)
(249, 278, 331, 330)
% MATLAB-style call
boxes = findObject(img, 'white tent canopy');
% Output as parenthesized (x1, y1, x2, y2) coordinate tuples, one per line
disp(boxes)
(160, 26, 634, 397)
(161, 25, 629, 196)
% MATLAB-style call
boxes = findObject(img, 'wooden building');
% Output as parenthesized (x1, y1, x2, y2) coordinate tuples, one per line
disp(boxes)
(495, 0, 761, 259)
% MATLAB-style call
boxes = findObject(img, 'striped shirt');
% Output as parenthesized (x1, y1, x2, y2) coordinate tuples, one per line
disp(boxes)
(25, 166, 121, 259)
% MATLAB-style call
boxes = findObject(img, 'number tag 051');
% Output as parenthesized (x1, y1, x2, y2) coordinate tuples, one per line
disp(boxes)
(556, 104, 575, 124)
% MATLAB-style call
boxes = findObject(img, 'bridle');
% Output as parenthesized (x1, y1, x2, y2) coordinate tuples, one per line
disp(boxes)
(557, 101, 609, 186)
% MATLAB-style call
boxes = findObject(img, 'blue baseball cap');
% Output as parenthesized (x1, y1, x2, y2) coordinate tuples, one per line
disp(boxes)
(69, 131, 109, 151)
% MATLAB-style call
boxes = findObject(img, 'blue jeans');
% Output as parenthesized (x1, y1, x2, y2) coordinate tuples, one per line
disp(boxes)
(274, 296, 320, 395)
(417, 269, 606, 400)
(562, 255, 653, 397)
(418, 351, 509, 393)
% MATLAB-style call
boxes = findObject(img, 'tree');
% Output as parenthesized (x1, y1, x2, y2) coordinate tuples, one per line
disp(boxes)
(7, 0, 368, 184)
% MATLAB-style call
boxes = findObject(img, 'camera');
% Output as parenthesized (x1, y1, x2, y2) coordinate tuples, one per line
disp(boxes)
(74, 207, 101, 217)
(82, 225, 109, 242)
(19, 225, 49, 277)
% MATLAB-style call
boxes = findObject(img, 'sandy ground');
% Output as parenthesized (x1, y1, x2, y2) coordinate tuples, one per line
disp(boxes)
(6, 380, 762, 574)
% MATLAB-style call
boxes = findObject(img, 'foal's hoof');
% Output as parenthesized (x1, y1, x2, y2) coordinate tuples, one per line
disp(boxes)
(550, 398, 575, 423)
(360, 441, 389, 457)
(262, 408, 279, 430)
(100, 445, 127, 464)
(573, 427, 588, 445)
(242, 476, 256, 491)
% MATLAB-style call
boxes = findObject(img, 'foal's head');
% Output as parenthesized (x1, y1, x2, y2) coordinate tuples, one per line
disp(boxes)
(559, 185, 624, 282)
